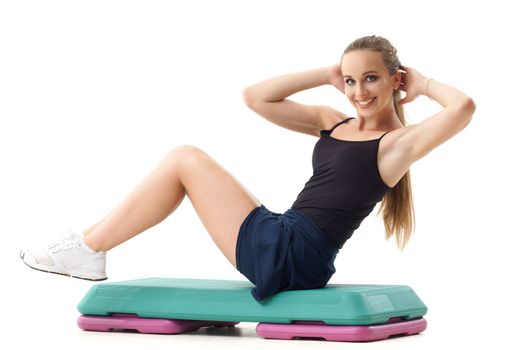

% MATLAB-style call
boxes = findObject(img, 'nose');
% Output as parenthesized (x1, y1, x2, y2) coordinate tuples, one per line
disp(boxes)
(355, 83, 368, 99)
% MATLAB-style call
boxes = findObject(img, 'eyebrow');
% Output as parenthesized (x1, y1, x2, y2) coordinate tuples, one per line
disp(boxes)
(343, 70, 379, 78)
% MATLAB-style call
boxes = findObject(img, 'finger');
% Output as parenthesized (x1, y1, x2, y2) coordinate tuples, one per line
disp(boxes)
(399, 94, 413, 105)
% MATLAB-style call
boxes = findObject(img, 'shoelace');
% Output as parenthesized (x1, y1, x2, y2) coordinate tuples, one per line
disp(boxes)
(48, 229, 80, 253)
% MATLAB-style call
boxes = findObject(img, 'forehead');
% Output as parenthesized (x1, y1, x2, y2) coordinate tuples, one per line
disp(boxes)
(341, 50, 385, 75)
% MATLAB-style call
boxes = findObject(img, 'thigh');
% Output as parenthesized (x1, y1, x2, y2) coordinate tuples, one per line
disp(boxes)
(165, 145, 262, 268)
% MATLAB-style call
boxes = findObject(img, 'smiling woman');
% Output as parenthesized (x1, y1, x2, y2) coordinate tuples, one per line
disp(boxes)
(338, 37, 415, 249)
(20, 34, 475, 304)
(244, 35, 475, 253)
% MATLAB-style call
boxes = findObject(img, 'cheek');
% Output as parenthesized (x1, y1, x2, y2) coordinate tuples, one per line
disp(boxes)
(376, 84, 392, 98)
(345, 93, 357, 104)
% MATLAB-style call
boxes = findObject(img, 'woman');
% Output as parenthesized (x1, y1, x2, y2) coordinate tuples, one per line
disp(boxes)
(20, 35, 475, 302)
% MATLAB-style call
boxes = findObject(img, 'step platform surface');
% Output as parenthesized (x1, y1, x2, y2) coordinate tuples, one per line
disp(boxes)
(77, 277, 428, 326)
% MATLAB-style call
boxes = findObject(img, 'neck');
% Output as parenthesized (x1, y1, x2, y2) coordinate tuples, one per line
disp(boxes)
(354, 103, 402, 131)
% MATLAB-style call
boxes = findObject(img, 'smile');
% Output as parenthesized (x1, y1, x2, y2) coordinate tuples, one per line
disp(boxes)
(356, 97, 376, 107)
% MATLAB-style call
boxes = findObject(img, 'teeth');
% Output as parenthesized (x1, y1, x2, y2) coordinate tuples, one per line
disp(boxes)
(357, 98, 374, 105)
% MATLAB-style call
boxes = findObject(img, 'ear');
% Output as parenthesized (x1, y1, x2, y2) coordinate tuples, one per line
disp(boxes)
(393, 71, 402, 90)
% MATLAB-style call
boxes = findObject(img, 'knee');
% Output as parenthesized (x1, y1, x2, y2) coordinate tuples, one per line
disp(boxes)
(163, 144, 207, 166)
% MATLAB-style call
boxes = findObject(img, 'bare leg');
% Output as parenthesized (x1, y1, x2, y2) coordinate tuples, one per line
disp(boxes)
(83, 215, 109, 236)
(82, 145, 261, 268)
(83, 194, 179, 236)
(83, 157, 184, 252)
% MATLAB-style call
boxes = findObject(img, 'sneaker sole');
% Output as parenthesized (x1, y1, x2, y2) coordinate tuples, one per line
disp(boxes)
(20, 251, 107, 281)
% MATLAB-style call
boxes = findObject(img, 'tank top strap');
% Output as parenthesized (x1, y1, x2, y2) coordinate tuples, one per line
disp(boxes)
(378, 129, 394, 141)
(328, 117, 354, 134)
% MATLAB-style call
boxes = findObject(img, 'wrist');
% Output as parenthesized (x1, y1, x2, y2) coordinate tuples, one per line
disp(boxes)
(326, 65, 345, 92)
(323, 69, 332, 87)
(325, 65, 340, 85)
(424, 78, 434, 101)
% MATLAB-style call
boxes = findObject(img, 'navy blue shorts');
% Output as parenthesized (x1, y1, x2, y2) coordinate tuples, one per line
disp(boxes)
(235, 204, 340, 302)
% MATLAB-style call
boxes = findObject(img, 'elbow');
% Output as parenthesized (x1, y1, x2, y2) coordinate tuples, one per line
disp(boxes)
(242, 87, 253, 107)
(242, 87, 260, 109)
(460, 97, 476, 119)
(454, 97, 476, 128)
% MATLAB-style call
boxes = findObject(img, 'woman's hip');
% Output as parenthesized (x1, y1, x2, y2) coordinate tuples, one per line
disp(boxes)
(235, 204, 340, 301)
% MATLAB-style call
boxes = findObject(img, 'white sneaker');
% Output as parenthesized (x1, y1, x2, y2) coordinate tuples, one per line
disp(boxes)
(20, 229, 107, 281)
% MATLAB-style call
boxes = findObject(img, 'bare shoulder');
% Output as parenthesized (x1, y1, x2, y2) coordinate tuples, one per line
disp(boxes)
(318, 106, 350, 131)
(377, 105, 473, 188)
(381, 124, 414, 149)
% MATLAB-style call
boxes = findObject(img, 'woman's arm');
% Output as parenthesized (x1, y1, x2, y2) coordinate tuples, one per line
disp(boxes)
(243, 66, 332, 102)
(242, 65, 346, 136)
(399, 66, 472, 108)
(397, 65, 476, 163)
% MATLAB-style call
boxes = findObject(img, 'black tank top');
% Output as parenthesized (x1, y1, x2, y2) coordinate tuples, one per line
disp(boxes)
(291, 117, 393, 248)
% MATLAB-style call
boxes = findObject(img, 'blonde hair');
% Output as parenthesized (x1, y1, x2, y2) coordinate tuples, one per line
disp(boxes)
(341, 35, 415, 250)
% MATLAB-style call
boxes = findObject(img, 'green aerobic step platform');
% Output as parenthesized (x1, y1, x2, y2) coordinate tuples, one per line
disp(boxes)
(77, 277, 427, 326)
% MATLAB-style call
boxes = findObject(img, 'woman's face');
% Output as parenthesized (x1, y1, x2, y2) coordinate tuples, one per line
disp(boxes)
(341, 50, 399, 116)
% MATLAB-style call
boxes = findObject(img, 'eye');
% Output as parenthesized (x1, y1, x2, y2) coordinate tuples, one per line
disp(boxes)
(345, 75, 377, 85)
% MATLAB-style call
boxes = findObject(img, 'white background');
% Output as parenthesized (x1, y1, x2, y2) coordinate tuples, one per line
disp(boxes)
(1, 0, 524, 348)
